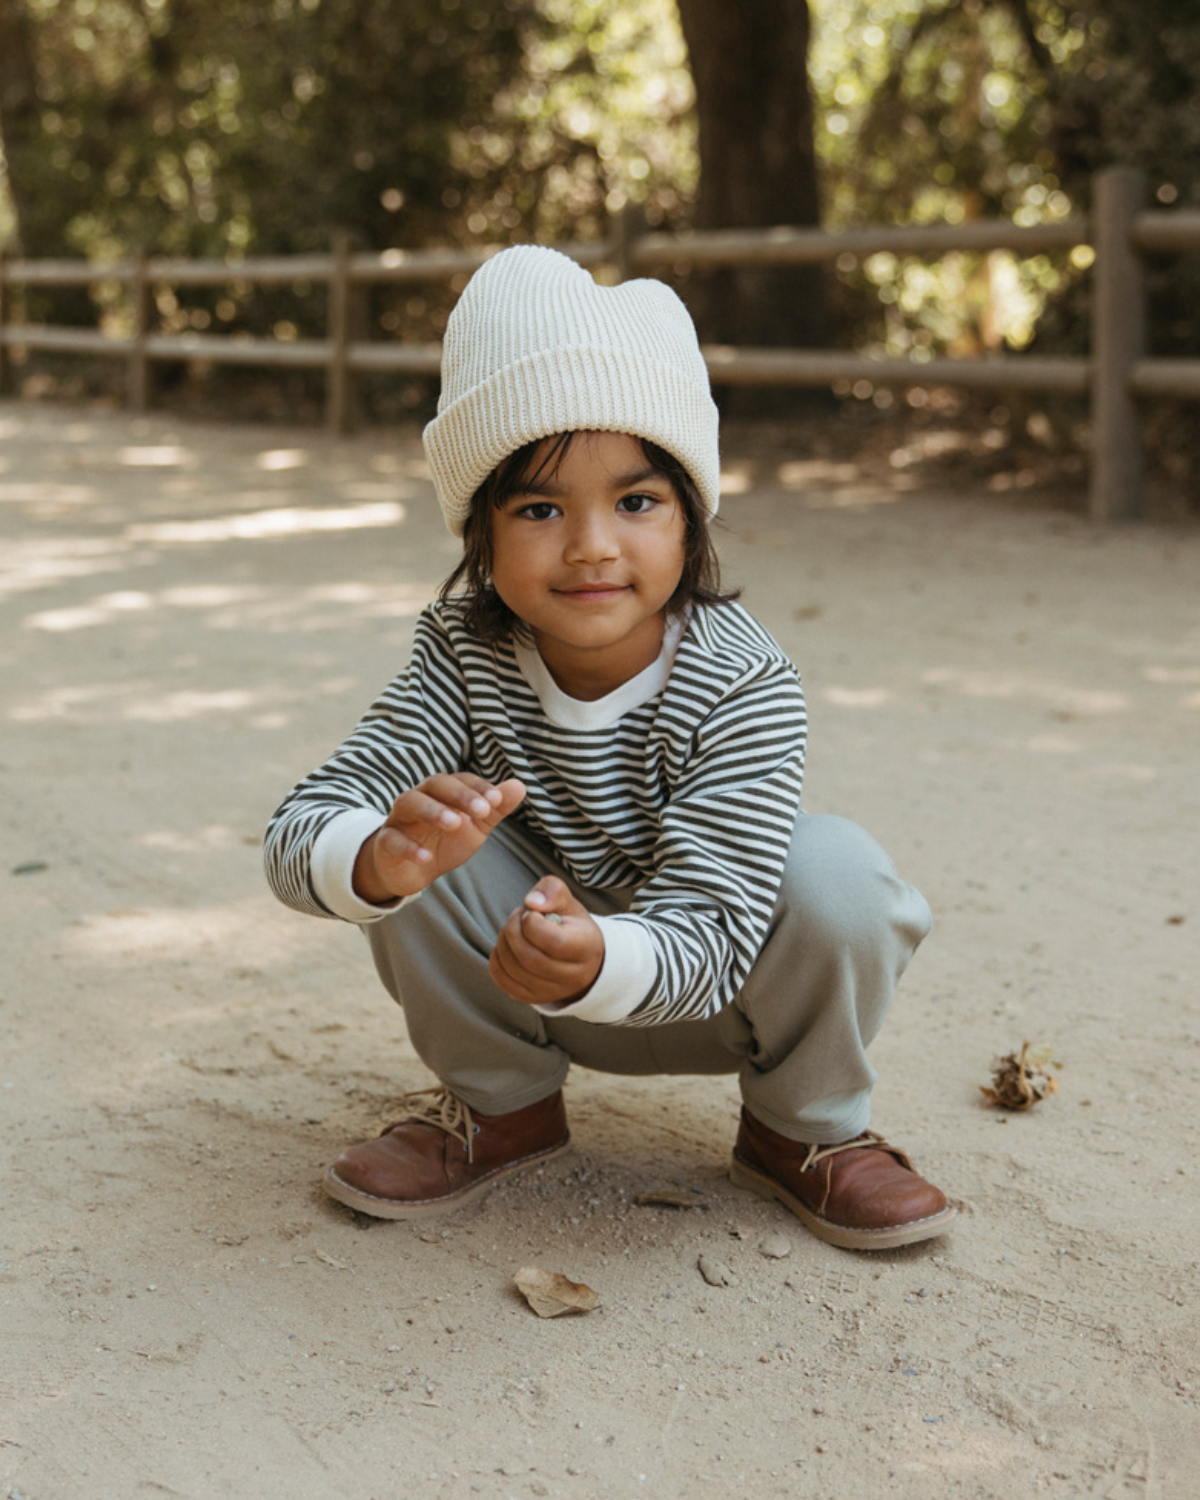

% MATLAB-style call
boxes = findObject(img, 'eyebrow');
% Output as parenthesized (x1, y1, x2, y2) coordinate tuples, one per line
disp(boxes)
(511, 464, 667, 499)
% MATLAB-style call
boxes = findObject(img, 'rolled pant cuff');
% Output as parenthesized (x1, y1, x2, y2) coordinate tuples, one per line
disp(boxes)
(451, 1066, 572, 1119)
(741, 1096, 873, 1147)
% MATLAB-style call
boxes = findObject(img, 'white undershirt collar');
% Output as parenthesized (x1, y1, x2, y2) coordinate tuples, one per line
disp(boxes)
(513, 613, 687, 730)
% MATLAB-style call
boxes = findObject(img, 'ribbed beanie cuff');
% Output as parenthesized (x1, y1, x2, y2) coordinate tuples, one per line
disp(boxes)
(423, 246, 720, 535)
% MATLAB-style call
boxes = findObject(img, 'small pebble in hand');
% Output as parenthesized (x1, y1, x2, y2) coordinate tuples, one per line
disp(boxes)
(544, 912, 564, 925)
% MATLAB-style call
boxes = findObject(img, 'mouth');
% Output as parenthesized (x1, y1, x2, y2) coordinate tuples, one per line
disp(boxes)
(553, 583, 629, 600)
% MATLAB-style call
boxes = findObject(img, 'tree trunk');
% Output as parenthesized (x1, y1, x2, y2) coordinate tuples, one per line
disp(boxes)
(676, 0, 831, 412)
(0, 2, 99, 327)
(0, 0, 44, 255)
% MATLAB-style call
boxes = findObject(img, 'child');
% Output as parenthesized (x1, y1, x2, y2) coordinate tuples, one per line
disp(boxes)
(264, 245, 954, 1251)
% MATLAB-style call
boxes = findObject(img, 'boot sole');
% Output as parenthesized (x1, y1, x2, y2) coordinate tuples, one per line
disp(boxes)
(729, 1152, 957, 1251)
(323, 1135, 572, 1221)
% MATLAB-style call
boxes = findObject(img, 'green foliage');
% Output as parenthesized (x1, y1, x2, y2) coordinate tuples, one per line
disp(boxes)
(813, 0, 1200, 225)
(810, 0, 1200, 367)
(0, 0, 695, 394)
(8, 0, 526, 260)
(0, 0, 692, 263)
(2, 0, 1197, 474)
(485, 0, 695, 242)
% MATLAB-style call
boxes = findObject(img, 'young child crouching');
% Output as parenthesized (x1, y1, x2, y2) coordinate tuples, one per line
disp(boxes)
(264, 245, 954, 1250)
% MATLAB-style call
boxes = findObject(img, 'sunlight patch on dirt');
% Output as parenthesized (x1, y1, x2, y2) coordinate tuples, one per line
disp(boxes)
(65, 903, 286, 962)
(0, 537, 131, 599)
(823, 685, 894, 707)
(116, 444, 197, 467)
(0, 481, 99, 506)
(139, 825, 258, 853)
(256, 448, 310, 470)
(125, 499, 407, 544)
(922, 667, 1131, 715)
(25, 588, 155, 631)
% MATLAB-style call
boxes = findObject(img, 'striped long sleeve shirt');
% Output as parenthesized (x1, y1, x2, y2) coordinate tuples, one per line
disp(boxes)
(264, 598, 807, 1027)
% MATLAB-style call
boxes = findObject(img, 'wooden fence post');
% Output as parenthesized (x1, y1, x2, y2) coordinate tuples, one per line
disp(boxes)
(609, 206, 643, 283)
(0, 257, 10, 395)
(327, 231, 365, 434)
(1090, 166, 1147, 521)
(128, 249, 154, 411)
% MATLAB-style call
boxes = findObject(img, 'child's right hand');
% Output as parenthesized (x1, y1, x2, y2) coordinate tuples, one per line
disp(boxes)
(352, 774, 526, 904)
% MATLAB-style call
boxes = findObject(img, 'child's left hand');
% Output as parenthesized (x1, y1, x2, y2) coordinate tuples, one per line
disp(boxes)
(489, 877, 604, 1008)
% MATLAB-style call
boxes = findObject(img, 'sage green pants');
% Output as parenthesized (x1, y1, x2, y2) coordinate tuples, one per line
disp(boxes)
(365, 812, 931, 1144)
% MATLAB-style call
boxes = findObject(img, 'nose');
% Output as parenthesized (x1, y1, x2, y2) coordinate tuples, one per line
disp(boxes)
(563, 509, 619, 565)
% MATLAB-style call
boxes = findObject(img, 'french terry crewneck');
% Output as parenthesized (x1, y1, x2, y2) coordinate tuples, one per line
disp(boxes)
(264, 598, 807, 1027)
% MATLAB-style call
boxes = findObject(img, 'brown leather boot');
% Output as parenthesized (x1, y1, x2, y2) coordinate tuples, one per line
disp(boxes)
(730, 1107, 955, 1250)
(324, 1087, 570, 1220)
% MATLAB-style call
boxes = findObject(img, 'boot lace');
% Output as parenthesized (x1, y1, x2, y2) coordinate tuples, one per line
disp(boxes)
(383, 1088, 478, 1162)
(800, 1130, 911, 1172)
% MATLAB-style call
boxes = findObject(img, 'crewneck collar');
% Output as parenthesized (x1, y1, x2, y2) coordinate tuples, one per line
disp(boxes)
(513, 613, 687, 730)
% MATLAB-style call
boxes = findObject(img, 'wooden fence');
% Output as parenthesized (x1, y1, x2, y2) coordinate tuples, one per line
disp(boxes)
(1, 165, 1197, 521)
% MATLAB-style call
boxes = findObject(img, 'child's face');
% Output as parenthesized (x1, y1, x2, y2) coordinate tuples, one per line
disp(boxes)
(490, 431, 687, 700)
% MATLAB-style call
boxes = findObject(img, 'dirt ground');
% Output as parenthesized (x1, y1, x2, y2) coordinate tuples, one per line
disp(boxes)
(2, 397, 1198, 1500)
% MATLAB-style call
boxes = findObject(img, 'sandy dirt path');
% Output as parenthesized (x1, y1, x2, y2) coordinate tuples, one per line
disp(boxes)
(2, 399, 1198, 1499)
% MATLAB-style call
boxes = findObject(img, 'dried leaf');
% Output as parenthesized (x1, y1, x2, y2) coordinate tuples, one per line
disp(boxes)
(633, 1188, 707, 1209)
(980, 1040, 1060, 1110)
(697, 1254, 737, 1287)
(513, 1266, 599, 1319)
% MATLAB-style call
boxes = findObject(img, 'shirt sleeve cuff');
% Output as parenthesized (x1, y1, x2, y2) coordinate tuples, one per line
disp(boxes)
(534, 914, 657, 1024)
(310, 808, 419, 924)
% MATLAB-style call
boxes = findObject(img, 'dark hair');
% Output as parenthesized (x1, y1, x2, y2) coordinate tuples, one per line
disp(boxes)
(438, 432, 740, 642)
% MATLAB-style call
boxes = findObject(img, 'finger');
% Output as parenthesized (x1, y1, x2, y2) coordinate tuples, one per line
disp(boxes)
(374, 826, 433, 866)
(489, 930, 540, 1001)
(522, 876, 556, 912)
(519, 908, 592, 967)
(387, 786, 472, 832)
(448, 771, 519, 817)
(476, 777, 527, 830)
(523, 875, 585, 920)
(451, 771, 503, 798)
(501, 908, 576, 978)
(419, 773, 501, 820)
(461, 776, 527, 836)
(490, 935, 575, 1007)
(494, 778, 527, 814)
(501, 909, 557, 973)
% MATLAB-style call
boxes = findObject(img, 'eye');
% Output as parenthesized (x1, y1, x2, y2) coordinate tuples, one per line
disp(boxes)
(513, 500, 560, 521)
(617, 492, 662, 515)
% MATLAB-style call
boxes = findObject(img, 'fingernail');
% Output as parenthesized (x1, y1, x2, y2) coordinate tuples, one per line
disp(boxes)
(470, 798, 490, 815)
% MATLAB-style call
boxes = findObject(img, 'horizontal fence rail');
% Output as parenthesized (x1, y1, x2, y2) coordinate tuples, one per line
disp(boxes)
(630, 219, 1092, 268)
(0, 167, 1195, 519)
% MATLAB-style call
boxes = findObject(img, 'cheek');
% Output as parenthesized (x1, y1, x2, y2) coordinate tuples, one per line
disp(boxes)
(488, 522, 539, 609)
(663, 516, 689, 583)
(460, 513, 496, 585)
(488, 516, 533, 592)
(490, 521, 519, 575)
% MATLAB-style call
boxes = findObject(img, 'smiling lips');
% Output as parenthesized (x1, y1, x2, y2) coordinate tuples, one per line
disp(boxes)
(554, 582, 629, 600)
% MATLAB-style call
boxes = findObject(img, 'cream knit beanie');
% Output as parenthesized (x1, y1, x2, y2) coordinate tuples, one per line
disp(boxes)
(423, 245, 720, 535)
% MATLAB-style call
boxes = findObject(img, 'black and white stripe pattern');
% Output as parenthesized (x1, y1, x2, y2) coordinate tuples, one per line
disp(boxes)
(264, 599, 807, 1026)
